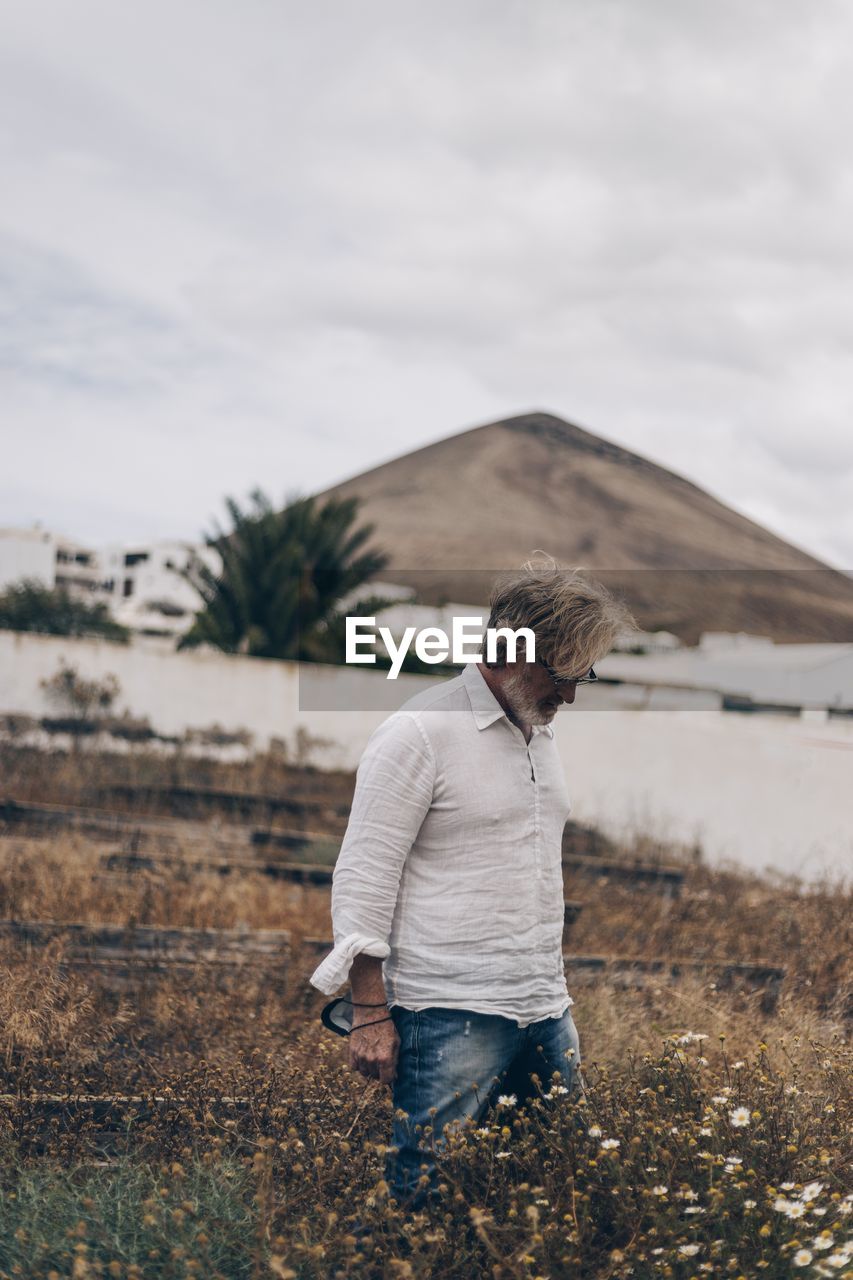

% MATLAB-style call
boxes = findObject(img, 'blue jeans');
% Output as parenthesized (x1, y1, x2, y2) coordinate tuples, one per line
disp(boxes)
(384, 1005, 582, 1209)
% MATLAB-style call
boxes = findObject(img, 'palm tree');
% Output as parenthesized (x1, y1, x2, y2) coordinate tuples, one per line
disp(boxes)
(178, 490, 390, 660)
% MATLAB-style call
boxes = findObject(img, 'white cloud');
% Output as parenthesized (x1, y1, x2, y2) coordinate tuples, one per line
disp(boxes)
(1, 0, 852, 565)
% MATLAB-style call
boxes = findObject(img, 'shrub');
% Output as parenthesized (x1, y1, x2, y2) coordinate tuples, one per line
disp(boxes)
(0, 581, 129, 642)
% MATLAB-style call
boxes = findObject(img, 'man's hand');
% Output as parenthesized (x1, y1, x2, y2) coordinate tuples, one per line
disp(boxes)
(348, 1011, 400, 1084)
(347, 952, 398, 1084)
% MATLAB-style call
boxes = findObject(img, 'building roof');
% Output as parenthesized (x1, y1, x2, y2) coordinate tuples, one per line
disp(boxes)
(598, 634, 853, 709)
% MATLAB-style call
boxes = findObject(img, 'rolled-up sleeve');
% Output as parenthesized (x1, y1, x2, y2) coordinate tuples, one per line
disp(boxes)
(309, 712, 435, 994)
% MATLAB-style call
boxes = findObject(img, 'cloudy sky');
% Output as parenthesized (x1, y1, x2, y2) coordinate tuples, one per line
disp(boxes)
(2, 0, 852, 566)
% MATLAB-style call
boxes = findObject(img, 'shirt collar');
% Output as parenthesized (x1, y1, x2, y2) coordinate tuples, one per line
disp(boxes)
(461, 663, 554, 738)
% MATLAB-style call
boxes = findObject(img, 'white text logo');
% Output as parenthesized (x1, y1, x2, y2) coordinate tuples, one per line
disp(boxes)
(345, 617, 535, 679)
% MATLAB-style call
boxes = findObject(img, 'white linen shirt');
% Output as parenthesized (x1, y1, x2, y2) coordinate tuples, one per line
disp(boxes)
(309, 662, 574, 1027)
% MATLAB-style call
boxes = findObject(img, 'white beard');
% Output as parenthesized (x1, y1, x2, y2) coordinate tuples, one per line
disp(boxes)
(502, 669, 555, 727)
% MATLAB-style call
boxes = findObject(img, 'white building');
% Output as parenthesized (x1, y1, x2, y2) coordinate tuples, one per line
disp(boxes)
(99, 541, 221, 637)
(0, 526, 218, 638)
(54, 536, 113, 596)
(612, 627, 682, 655)
(597, 631, 853, 714)
(0, 527, 56, 590)
(1, 527, 115, 597)
(368, 598, 487, 644)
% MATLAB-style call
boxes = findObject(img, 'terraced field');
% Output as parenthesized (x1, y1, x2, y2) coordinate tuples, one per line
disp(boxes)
(0, 743, 850, 1278)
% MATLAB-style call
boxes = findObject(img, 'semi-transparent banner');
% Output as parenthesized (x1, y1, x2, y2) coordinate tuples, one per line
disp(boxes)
(296, 568, 853, 713)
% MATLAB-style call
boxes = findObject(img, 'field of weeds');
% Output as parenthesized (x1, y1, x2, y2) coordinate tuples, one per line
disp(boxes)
(0, 743, 850, 1279)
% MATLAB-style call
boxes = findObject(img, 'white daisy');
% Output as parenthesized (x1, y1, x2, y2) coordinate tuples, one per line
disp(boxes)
(801, 1182, 824, 1202)
(812, 1234, 834, 1251)
(601, 1138, 620, 1151)
(793, 1250, 813, 1267)
(773, 1199, 805, 1219)
(729, 1107, 750, 1128)
(651, 1185, 668, 1197)
(679, 1243, 701, 1256)
(497, 1094, 517, 1107)
(588, 1126, 602, 1138)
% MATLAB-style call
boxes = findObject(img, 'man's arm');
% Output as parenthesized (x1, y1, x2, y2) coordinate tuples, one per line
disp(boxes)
(308, 713, 435, 1081)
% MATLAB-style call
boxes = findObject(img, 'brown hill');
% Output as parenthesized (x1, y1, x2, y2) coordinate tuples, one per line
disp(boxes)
(319, 411, 853, 643)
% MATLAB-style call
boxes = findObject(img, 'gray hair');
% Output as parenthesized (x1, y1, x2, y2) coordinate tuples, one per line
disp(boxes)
(485, 552, 635, 676)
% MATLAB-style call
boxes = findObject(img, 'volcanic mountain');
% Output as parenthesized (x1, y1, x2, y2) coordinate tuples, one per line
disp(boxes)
(318, 412, 853, 643)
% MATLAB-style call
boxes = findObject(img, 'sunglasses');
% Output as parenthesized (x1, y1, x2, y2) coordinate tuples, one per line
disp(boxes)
(320, 996, 393, 1037)
(538, 658, 598, 688)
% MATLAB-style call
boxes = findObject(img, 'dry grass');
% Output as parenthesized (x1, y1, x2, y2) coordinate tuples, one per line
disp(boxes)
(0, 743, 850, 1277)
(0, 743, 355, 817)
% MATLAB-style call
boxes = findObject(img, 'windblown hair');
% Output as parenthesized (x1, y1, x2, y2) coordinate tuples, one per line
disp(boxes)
(485, 552, 635, 676)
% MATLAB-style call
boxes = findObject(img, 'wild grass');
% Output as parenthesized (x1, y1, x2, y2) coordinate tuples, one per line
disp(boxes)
(0, 743, 850, 1277)
(0, 1154, 253, 1278)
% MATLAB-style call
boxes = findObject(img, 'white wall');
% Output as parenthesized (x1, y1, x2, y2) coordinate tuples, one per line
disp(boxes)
(0, 630, 424, 768)
(1, 629, 851, 883)
(553, 704, 853, 883)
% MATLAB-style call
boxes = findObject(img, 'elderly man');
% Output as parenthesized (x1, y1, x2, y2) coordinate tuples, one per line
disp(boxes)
(310, 559, 630, 1209)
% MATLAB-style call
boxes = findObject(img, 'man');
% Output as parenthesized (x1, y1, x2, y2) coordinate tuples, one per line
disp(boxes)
(310, 557, 631, 1209)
